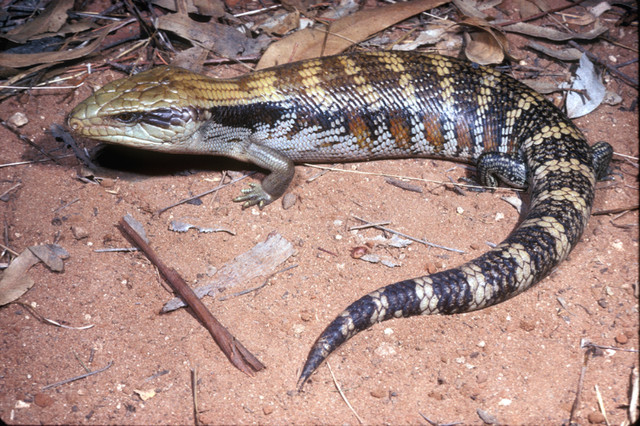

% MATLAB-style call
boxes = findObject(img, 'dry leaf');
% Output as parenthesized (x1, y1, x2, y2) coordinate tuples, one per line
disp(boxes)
(514, 0, 542, 19)
(459, 17, 511, 63)
(528, 41, 582, 61)
(453, 0, 488, 19)
(133, 389, 157, 401)
(464, 31, 504, 64)
(258, 10, 301, 36)
(0, 25, 110, 68)
(163, 233, 295, 312)
(3, 0, 74, 43)
(257, 0, 450, 69)
(565, 54, 605, 118)
(156, 13, 250, 61)
(0, 250, 40, 306)
(503, 20, 608, 41)
(520, 79, 561, 94)
(29, 244, 69, 272)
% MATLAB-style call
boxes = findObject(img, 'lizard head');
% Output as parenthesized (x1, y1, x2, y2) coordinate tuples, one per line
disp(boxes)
(68, 66, 214, 153)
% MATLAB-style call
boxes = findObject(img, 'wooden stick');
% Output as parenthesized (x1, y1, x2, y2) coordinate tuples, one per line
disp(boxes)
(119, 216, 265, 376)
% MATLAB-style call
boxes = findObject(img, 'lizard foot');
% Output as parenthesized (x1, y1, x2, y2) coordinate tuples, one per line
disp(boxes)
(233, 183, 274, 209)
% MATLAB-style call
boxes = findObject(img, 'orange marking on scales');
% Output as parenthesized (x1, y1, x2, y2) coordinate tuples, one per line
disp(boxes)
(422, 110, 446, 153)
(389, 113, 411, 149)
(347, 114, 373, 150)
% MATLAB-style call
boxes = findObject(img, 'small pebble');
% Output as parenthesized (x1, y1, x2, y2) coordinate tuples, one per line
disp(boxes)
(519, 320, 535, 332)
(587, 412, 606, 424)
(71, 226, 89, 240)
(281, 193, 297, 209)
(370, 387, 386, 398)
(34, 393, 54, 408)
(300, 310, 313, 322)
(8, 112, 28, 127)
(615, 333, 628, 345)
(100, 178, 116, 189)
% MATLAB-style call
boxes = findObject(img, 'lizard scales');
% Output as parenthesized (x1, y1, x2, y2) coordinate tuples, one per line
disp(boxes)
(68, 51, 612, 389)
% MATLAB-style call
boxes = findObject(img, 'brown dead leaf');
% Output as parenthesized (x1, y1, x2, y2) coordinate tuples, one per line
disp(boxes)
(156, 13, 250, 62)
(257, 0, 450, 69)
(3, 0, 74, 43)
(193, 0, 226, 18)
(151, 0, 226, 17)
(503, 20, 608, 41)
(0, 25, 110, 68)
(0, 249, 40, 306)
(452, 0, 488, 19)
(528, 41, 582, 61)
(29, 244, 69, 272)
(459, 17, 511, 63)
(560, 10, 597, 26)
(514, 0, 542, 19)
(464, 31, 504, 64)
(259, 11, 301, 36)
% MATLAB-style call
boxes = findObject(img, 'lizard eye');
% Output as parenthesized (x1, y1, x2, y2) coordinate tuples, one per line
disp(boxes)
(114, 112, 139, 123)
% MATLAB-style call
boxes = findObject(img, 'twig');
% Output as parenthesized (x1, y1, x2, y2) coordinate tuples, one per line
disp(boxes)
(94, 247, 139, 253)
(594, 384, 610, 426)
(53, 198, 80, 213)
(157, 173, 254, 215)
(302, 164, 521, 192)
(496, 1, 588, 27)
(568, 41, 638, 89)
(418, 412, 463, 426)
(0, 242, 20, 257)
(42, 361, 113, 390)
(582, 340, 639, 353)
(326, 362, 363, 425)
(630, 367, 639, 424)
(73, 351, 91, 374)
(0, 155, 74, 169)
(592, 205, 639, 216)
(1, 119, 60, 165)
(569, 346, 594, 424)
(352, 215, 464, 253)
(118, 216, 265, 376)
(0, 183, 21, 200)
(348, 221, 391, 231)
(192, 366, 200, 426)
(50, 124, 99, 170)
(15, 302, 94, 330)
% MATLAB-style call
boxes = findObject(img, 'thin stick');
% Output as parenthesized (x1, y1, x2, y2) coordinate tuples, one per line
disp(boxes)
(303, 163, 521, 192)
(73, 351, 91, 374)
(326, 362, 363, 425)
(42, 361, 113, 390)
(352, 215, 464, 253)
(348, 221, 391, 231)
(568, 41, 638, 89)
(594, 384, 610, 426)
(0, 242, 20, 257)
(157, 173, 253, 215)
(592, 205, 639, 216)
(119, 216, 265, 376)
(0, 183, 21, 199)
(192, 366, 200, 426)
(630, 367, 639, 424)
(569, 347, 592, 424)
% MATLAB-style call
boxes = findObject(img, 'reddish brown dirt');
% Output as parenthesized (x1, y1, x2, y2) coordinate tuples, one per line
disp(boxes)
(1, 10, 638, 426)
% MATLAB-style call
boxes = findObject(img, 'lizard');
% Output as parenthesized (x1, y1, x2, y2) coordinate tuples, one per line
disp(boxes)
(67, 50, 612, 389)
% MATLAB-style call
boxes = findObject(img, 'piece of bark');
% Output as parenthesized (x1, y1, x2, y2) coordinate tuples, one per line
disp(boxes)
(162, 232, 295, 312)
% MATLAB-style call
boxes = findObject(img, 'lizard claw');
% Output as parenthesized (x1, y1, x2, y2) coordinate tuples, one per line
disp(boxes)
(233, 183, 273, 209)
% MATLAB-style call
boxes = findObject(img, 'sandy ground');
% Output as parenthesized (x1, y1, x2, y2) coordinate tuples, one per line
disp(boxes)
(1, 7, 638, 426)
